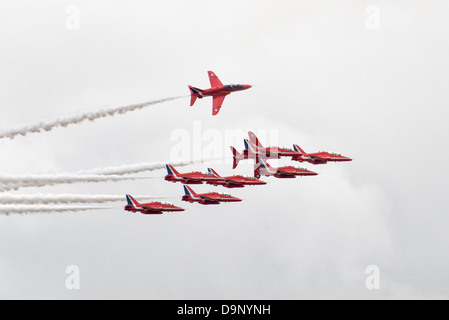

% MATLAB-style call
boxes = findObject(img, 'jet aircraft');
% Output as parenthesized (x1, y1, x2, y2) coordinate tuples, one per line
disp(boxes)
(291, 144, 352, 164)
(182, 185, 242, 205)
(189, 71, 252, 115)
(254, 159, 318, 179)
(230, 139, 279, 169)
(165, 164, 225, 185)
(247, 131, 299, 158)
(125, 195, 185, 215)
(206, 168, 267, 188)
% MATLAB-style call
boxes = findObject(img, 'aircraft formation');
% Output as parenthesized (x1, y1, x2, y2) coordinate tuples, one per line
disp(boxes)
(0, 70, 350, 215)
(125, 71, 352, 218)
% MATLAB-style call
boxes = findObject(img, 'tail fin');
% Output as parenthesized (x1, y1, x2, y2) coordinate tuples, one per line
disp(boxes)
(207, 168, 220, 177)
(293, 144, 307, 155)
(166, 164, 180, 177)
(244, 139, 258, 153)
(126, 194, 140, 208)
(254, 161, 261, 179)
(188, 86, 202, 106)
(248, 131, 264, 148)
(230, 146, 241, 169)
(183, 185, 198, 197)
(259, 159, 274, 176)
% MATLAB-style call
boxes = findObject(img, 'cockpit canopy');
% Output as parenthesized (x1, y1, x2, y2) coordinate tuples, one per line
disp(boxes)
(224, 84, 243, 90)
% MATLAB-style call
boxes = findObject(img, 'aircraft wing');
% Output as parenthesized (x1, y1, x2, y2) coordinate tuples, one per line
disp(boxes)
(225, 178, 244, 186)
(199, 195, 218, 202)
(141, 206, 163, 214)
(208, 71, 223, 87)
(309, 154, 327, 162)
(199, 195, 221, 205)
(276, 169, 295, 177)
(182, 177, 203, 183)
(212, 95, 227, 116)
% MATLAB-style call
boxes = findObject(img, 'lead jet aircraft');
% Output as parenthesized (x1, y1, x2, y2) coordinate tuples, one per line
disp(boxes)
(291, 144, 352, 164)
(165, 164, 225, 185)
(189, 71, 252, 115)
(125, 195, 185, 215)
(254, 159, 318, 179)
(206, 168, 267, 188)
(182, 185, 242, 205)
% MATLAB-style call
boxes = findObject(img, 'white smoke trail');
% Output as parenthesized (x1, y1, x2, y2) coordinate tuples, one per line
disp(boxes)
(77, 157, 224, 176)
(0, 96, 184, 140)
(0, 174, 148, 192)
(0, 205, 110, 216)
(0, 194, 163, 205)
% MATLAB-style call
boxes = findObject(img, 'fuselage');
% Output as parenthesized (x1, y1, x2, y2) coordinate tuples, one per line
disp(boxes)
(182, 192, 242, 205)
(257, 146, 299, 158)
(125, 202, 185, 214)
(237, 148, 281, 161)
(278, 166, 318, 176)
(292, 152, 352, 164)
(261, 166, 318, 179)
(197, 84, 252, 98)
(207, 175, 267, 188)
(165, 172, 225, 184)
(311, 152, 352, 162)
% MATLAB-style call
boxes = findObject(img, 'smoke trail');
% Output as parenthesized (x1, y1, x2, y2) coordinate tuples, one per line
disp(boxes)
(0, 205, 110, 216)
(0, 96, 184, 140)
(0, 194, 163, 205)
(0, 174, 148, 192)
(77, 157, 224, 176)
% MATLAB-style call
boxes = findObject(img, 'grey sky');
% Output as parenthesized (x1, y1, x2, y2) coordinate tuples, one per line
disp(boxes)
(0, 0, 448, 299)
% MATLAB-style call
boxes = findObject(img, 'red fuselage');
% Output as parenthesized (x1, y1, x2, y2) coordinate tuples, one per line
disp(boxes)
(182, 192, 242, 205)
(237, 148, 280, 161)
(270, 166, 318, 179)
(165, 172, 225, 185)
(124, 202, 185, 215)
(292, 152, 352, 164)
(255, 146, 299, 158)
(256, 160, 318, 179)
(197, 84, 252, 98)
(207, 175, 267, 188)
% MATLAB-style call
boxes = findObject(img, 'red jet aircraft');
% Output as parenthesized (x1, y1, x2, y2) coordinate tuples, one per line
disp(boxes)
(248, 131, 352, 164)
(254, 159, 318, 179)
(206, 168, 267, 188)
(230, 139, 279, 169)
(247, 131, 299, 158)
(291, 144, 352, 164)
(189, 71, 252, 116)
(125, 195, 185, 215)
(182, 185, 242, 205)
(165, 164, 225, 185)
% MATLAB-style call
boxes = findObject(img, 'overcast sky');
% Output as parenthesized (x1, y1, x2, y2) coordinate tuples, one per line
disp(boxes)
(1, 0, 449, 299)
